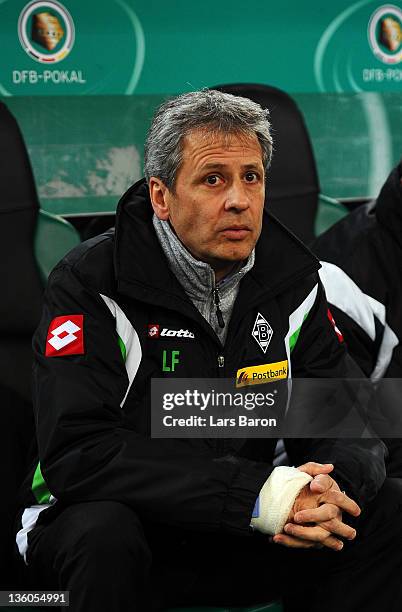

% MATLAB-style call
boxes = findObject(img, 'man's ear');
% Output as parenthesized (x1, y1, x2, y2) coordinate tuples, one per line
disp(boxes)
(149, 177, 170, 220)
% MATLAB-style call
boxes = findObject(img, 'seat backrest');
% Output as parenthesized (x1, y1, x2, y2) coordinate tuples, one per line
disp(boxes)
(212, 83, 320, 244)
(315, 195, 349, 237)
(0, 102, 81, 399)
(0, 102, 45, 399)
(0, 101, 81, 588)
(35, 209, 81, 281)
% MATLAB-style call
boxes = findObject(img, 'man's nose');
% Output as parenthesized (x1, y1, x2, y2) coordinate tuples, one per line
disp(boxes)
(224, 180, 250, 211)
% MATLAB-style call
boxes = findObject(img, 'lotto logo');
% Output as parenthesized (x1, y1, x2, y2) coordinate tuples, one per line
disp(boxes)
(147, 324, 195, 339)
(148, 324, 160, 338)
(45, 315, 84, 357)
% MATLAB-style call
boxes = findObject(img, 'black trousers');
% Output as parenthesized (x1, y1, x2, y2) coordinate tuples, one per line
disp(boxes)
(20, 478, 402, 612)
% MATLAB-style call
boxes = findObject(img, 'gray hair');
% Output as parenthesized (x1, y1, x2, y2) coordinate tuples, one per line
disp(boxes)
(144, 89, 273, 190)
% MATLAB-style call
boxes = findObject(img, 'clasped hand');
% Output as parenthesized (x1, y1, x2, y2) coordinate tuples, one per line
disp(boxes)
(273, 462, 361, 551)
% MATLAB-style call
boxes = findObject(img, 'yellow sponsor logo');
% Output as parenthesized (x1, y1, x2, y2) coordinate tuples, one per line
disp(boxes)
(236, 360, 288, 388)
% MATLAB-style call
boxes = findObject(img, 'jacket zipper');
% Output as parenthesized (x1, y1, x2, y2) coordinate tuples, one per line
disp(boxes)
(213, 288, 225, 329)
(214, 287, 226, 449)
(216, 354, 225, 455)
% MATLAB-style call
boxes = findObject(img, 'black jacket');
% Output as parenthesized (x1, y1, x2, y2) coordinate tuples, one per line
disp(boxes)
(313, 162, 402, 476)
(18, 180, 386, 550)
(314, 162, 402, 378)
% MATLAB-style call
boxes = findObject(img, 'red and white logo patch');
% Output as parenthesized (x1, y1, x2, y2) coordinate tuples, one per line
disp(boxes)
(327, 309, 344, 343)
(148, 324, 160, 338)
(45, 315, 84, 357)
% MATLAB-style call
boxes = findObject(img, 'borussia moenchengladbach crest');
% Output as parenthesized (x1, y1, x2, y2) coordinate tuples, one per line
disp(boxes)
(252, 312, 273, 354)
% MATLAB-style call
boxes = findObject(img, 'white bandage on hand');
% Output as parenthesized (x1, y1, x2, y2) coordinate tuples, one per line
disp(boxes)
(251, 466, 313, 535)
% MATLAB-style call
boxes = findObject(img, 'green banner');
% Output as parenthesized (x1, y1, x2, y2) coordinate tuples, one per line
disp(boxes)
(0, 0, 401, 96)
(1, 0, 400, 213)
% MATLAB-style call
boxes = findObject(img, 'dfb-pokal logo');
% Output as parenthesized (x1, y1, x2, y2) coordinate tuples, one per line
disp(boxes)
(18, 0, 75, 64)
(368, 5, 402, 65)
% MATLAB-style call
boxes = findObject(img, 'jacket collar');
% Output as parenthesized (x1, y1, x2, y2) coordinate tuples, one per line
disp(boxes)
(376, 162, 402, 247)
(152, 214, 255, 302)
(114, 178, 320, 308)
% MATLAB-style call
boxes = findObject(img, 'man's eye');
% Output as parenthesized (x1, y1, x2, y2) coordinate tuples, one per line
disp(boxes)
(244, 172, 258, 183)
(205, 175, 221, 185)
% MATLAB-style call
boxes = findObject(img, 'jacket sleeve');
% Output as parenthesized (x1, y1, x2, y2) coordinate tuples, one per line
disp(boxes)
(284, 277, 387, 509)
(318, 260, 392, 379)
(33, 263, 271, 535)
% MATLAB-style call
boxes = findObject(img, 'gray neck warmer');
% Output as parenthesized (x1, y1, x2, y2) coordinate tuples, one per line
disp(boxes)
(153, 215, 255, 344)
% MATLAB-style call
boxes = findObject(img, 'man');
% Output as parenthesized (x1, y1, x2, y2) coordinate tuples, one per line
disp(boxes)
(15, 90, 402, 611)
(314, 160, 402, 476)
(314, 161, 401, 380)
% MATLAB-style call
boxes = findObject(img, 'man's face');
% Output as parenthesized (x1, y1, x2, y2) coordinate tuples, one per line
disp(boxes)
(150, 129, 265, 280)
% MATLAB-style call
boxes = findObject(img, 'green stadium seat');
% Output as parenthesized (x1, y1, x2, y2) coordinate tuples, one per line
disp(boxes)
(315, 194, 348, 237)
(34, 209, 81, 281)
(0, 101, 82, 590)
